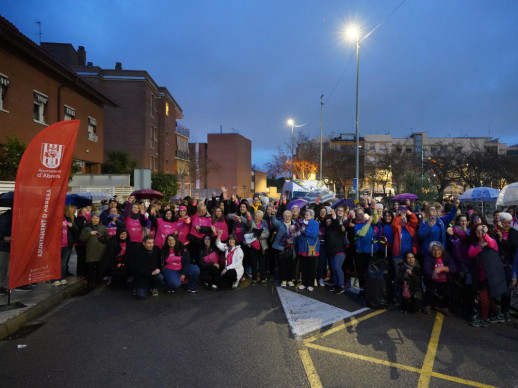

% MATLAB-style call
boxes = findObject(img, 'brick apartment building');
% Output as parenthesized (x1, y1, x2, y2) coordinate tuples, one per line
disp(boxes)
(190, 133, 253, 198)
(0, 16, 116, 173)
(41, 43, 188, 176)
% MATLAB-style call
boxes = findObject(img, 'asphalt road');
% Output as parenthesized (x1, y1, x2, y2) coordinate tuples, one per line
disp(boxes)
(1, 282, 518, 388)
(0, 284, 308, 388)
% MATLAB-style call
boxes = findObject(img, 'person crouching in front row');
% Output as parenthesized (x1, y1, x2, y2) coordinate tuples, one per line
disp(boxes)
(130, 235, 163, 299)
(215, 231, 244, 289)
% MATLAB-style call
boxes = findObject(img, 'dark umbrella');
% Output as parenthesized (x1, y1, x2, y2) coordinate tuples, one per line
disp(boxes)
(131, 189, 164, 200)
(66, 194, 92, 208)
(392, 193, 419, 201)
(0, 191, 14, 207)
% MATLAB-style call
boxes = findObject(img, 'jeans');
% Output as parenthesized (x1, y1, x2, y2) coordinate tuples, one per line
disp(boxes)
(331, 253, 346, 288)
(135, 273, 164, 299)
(165, 264, 200, 291)
(317, 245, 328, 280)
(60, 246, 73, 280)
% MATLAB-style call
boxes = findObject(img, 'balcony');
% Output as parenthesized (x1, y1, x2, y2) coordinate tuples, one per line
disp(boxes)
(175, 149, 189, 160)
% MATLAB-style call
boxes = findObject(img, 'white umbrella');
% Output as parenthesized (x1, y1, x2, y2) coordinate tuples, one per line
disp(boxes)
(77, 191, 112, 202)
(496, 182, 518, 207)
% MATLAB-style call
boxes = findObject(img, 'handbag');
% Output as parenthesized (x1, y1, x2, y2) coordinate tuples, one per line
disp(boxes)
(307, 240, 317, 256)
(279, 248, 293, 259)
(402, 281, 411, 299)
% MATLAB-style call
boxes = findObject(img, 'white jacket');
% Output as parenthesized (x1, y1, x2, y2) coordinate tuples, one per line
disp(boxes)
(215, 240, 244, 288)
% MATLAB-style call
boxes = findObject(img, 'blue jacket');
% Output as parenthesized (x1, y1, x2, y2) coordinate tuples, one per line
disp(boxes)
(271, 217, 295, 255)
(297, 219, 320, 255)
(418, 206, 457, 254)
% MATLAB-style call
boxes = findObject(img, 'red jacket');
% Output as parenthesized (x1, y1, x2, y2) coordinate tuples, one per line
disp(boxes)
(391, 211, 419, 258)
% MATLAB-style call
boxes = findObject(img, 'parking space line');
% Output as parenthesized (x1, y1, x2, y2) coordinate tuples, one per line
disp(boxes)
(303, 309, 386, 344)
(305, 342, 422, 373)
(418, 313, 444, 387)
(298, 349, 323, 388)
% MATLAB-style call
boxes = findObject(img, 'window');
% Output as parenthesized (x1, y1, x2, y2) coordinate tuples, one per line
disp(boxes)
(0, 73, 9, 112)
(33, 90, 48, 123)
(165, 102, 169, 116)
(88, 117, 98, 142)
(64, 105, 75, 121)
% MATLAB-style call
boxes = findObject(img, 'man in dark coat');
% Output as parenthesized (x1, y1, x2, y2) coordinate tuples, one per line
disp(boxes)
(130, 235, 163, 299)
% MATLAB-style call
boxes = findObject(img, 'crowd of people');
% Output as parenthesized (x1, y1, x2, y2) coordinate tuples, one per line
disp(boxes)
(1, 187, 517, 328)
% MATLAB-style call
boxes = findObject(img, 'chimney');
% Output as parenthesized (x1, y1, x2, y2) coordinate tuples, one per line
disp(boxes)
(115, 62, 122, 70)
(77, 46, 86, 66)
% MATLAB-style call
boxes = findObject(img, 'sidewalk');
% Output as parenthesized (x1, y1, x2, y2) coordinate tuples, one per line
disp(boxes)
(0, 251, 86, 340)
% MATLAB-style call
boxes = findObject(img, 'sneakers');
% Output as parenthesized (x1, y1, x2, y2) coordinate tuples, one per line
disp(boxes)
(288, 281, 295, 287)
(167, 289, 175, 293)
(251, 280, 257, 285)
(281, 281, 287, 288)
(60, 279, 68, 285)
(187, 288, 197, 293)
(52, 280, 62, 287)
(307, 286, 314, 292)
(504, 312, 511, 322)
(319, 278, 325, 287)
(487, 313, 505, 323)
(151, 288, 159, 297)
(261, 280, 267, 285)
(328, 286, 336, 293)
(334, 287, 345, 295)
(471, 317, 489, 327)
(212, 284, 218, 290)
(298, 285, 306, 290)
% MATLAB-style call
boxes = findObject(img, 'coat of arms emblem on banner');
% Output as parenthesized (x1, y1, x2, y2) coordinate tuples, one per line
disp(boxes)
(40, 143, 64, 169)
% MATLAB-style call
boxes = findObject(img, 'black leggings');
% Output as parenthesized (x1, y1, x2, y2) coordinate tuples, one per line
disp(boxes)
(301, 256, 318, 287)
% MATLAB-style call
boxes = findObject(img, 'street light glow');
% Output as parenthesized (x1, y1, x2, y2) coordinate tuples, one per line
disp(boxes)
(287, 119, 294, 126)
(346, 26, 359, 41)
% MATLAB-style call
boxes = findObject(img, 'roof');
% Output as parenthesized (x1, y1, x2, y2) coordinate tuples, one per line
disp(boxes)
(0, 15, 118, 108)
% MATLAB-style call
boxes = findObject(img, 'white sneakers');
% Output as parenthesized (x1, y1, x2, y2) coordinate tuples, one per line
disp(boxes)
(307, 286, 314, 292)
(298, 285, 306, 290)
(52, 279, 68, 286)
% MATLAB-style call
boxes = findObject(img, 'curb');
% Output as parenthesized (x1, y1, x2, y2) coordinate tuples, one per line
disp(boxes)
(0, 279, 87, 341)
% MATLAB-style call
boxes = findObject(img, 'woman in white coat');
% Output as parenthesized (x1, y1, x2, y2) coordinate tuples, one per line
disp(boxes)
(215, 231, 244, 289)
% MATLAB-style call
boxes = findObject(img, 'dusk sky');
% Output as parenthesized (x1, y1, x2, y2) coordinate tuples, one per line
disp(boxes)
(1, 0, 517, 169)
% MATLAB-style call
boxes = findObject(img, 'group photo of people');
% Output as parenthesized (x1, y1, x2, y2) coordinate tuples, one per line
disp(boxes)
(3, 186, 517, 329)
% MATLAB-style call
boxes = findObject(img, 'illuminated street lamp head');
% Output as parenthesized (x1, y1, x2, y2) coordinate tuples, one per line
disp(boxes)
(346, 25, 359, 41)
(287, 119, 294, 126)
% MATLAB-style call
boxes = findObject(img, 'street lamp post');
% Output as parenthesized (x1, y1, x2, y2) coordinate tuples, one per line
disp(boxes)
(287, 119, 295, 180)
(347, 27, 361, 201)
(319, 94, 324, 181)
(286, 119, 307, 181)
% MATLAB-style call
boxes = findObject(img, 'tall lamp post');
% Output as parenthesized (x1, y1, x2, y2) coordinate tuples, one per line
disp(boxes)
(319, 94, 324, 181)
(347, 26, 361, 201)
(286, 119, 306, 181)
(287, 119, 295, 180)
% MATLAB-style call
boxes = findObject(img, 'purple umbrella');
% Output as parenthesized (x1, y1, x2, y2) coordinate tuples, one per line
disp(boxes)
(287, 198, 308, 210)
(392, 193, 419, 201)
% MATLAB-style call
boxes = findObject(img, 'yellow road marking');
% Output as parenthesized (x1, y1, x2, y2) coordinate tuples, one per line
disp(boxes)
(303, 309, 386, 344)
(429, 371, 499, 388)
(298, 349, 323, 388)
(418, 313, 443, 387)
(305, 342, 422, 373)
